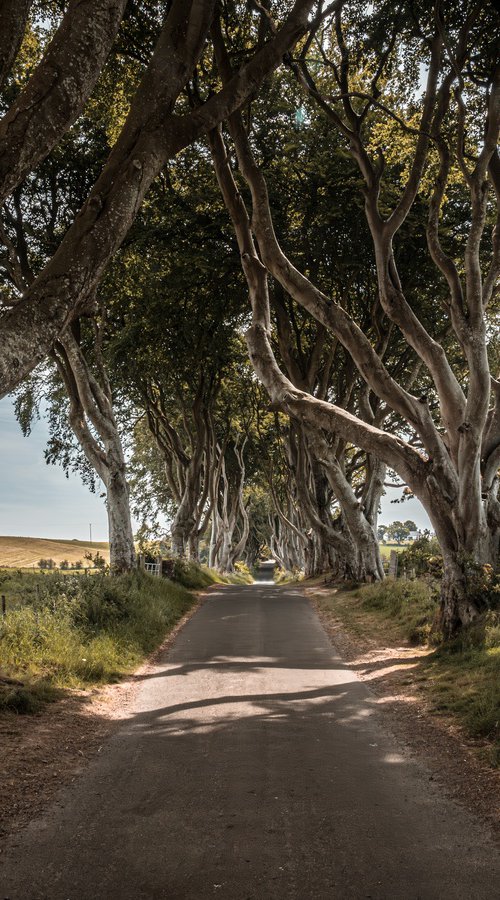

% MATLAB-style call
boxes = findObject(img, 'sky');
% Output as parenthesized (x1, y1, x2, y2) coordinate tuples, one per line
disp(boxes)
(0, 396, 112, 541)
(0, 394, 431, 542)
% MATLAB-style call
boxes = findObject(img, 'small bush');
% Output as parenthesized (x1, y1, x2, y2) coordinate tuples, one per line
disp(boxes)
(461, 560, 500, 612)
(274, 568, 302, 584)
(37, 558, 56, 570)
(397, 537, 442, 576)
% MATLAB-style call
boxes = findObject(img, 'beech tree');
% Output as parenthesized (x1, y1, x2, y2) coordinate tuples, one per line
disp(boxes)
(210, 0, 500, 634)
(0, 88, 136, 572)
(0, 0, 317, 396)
(52, 324, 136, 573)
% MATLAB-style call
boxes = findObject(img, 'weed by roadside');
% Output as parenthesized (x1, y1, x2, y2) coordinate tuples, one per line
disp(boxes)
(274, 568, 302, 585)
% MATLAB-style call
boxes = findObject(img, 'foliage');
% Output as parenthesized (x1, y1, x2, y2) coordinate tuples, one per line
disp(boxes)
(397, 536, 442, 576)
(0, 570, 195, 712)
(37, 558, 56, 570)
(458, 560, 500, 614)
(166, 558, 220, 591)
(384, 521, 418, 544)
(274, 567, 302, 585)
(84, 550, 107, 570)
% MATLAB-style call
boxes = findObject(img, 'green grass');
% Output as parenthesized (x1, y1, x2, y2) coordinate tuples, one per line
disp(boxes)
(313, 578, 500, 766)
(378, 543, 408, 560)
(355, 578, 440, 645)
(169, 560, 253, 589)
(423, 614, 500, 763)
(0, 570, 196, 713)
(274, 568, 303, 584)
(0, 560, 253, 715)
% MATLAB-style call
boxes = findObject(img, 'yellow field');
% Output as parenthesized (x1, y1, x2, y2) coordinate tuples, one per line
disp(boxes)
(0, 536, 110, 568)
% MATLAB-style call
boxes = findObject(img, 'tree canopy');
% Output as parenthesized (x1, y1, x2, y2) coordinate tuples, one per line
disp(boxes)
(0, 0, 498, 634)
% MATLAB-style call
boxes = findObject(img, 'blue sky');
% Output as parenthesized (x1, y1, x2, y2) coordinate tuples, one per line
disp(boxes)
(0, 396, 111, 541)
(0, 395, 430, 541)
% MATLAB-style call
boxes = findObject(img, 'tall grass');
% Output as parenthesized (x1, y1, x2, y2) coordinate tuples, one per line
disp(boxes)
(0, 570, 195, 713)
(356, 578, 439, 644)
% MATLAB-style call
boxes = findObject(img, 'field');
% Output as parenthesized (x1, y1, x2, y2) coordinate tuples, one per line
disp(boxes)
(378, 542, 407, 560)
(0, 536, 110, 569)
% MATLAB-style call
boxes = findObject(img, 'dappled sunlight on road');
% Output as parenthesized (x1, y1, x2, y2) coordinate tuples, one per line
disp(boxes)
(2, 583, 499, 900)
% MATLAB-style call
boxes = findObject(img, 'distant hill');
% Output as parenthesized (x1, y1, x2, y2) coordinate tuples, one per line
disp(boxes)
(0, 536, 110, 568)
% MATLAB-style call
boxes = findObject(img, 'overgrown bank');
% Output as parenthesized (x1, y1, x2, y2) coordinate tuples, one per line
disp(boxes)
(0, 562, 240, 714)
(309, 579, 500, 768)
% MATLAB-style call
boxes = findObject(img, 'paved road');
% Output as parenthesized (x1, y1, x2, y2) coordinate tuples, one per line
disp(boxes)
(1, 583, 499, 899)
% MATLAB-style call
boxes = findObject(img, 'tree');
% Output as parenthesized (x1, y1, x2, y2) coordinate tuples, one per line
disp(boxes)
(210, 0, 500, 634)
(0, 0, 317, 396)
(404, 520, 417, 533)
(53, 324, 136, 572)
(1, 124, 136, 571)
(386, 521, 410, 545)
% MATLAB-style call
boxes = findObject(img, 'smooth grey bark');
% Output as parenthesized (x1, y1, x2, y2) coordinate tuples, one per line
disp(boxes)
(307, 431, 385, 582)
(145, 379, 212, 561)
(221, 443, 249, 573)
(55, 330, 136, 573)
(208, 439, 249, 573)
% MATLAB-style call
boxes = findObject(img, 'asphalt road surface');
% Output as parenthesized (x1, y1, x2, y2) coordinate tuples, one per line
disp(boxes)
(1, 581, 500, 899)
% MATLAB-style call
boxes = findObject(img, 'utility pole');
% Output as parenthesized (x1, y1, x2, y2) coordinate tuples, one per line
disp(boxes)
(89, 523, 92, 545)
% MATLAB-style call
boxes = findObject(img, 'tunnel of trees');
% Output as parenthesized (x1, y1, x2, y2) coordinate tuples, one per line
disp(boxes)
(0, 0, 498, 637)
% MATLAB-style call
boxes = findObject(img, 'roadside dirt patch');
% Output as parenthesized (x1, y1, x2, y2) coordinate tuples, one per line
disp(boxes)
(0, 589, 210, 839)
(306, 584, 500, 842)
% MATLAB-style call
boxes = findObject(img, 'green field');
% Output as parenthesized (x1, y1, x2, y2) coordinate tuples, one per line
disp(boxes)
(378, 542, 408, 560)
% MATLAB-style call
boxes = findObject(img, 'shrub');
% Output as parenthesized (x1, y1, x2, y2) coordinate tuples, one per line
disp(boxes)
(461, 559, 500, 612)
(84, 550, 107, 570)
(169, 558, 216, 590)
(397, 537, 442, 576)
(37, 558, 56, 570)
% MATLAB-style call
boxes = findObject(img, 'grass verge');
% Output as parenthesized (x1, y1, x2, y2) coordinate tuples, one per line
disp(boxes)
(310, 578, 500, 767)
(0, 570, 198, 714)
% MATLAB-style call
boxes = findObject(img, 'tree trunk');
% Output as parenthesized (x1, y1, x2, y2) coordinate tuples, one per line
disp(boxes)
(107, 466, 136, 573)
(439, 554, 481, 640)
(171, 524, 186, 558)
(188, 532, 200, 563)
(54, 330, 136, 574)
